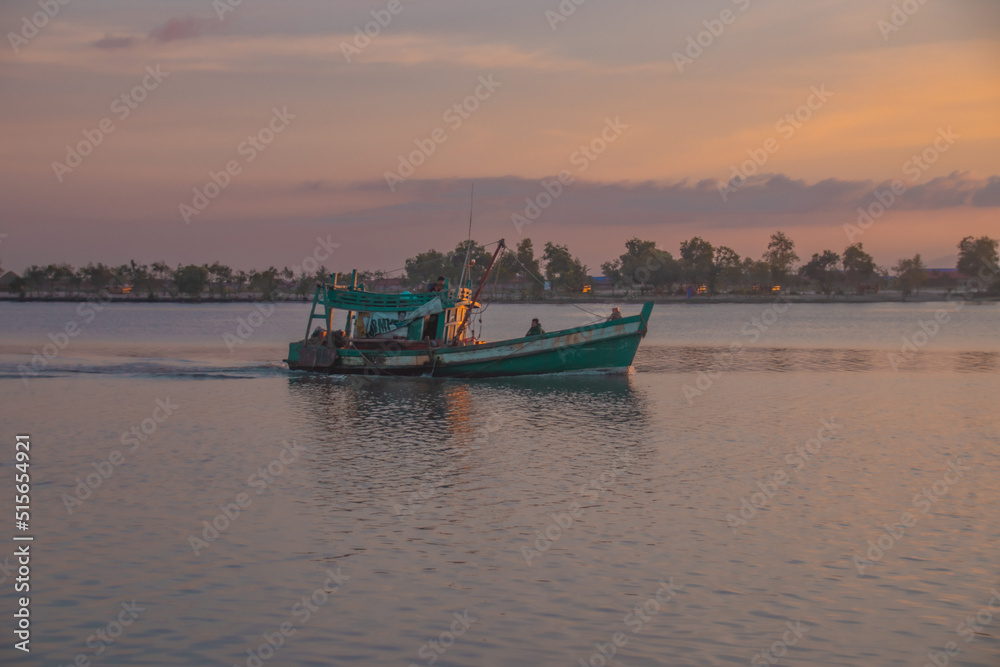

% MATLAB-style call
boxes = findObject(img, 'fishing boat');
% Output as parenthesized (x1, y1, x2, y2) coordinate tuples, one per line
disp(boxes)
(284, 240, 653, 378)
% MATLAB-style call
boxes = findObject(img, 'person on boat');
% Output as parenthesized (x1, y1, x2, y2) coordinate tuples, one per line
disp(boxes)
(608, 307, 622, 321)
(331, 329, 346, 348)
(422, 313, 441, 340)
(310, 326, 327, 342)
(526, 318, 544, 336)
(427, 276, 446, 292)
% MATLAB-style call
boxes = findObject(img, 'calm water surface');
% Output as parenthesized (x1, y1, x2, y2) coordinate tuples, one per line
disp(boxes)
(0, 301, 998, 666)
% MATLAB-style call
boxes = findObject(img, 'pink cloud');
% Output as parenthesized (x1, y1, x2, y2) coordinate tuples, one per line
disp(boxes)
(93, 34, 137, 50)
(329, 172, 1000, 229)
(149, 16, 216, 42)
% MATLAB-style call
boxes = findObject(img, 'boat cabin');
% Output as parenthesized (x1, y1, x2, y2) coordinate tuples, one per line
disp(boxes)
(300, 271, 478, 350)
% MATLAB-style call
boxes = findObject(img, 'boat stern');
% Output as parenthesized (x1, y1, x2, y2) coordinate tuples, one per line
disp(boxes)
(286, 341, 302, 365)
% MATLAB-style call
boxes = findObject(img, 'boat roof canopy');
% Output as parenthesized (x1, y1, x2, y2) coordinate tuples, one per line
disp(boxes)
(321, 285, 462, 312)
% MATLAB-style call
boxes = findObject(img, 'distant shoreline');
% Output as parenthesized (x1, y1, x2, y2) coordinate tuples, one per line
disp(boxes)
(2, 292, 996, 305)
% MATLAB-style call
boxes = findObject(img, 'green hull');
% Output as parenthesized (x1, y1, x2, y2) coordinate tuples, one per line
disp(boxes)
(286, 303, 653, 379)
(431, 328, 643, 378)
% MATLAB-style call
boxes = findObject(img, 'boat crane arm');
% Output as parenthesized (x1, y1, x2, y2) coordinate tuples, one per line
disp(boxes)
(452, 239, 505, 344)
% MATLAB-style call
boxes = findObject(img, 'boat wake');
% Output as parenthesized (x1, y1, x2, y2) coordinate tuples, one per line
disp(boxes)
(0, 359, 289, 381)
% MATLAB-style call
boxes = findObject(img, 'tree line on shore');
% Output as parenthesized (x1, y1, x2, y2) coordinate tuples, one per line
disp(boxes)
(404, 232, 999, 298)
(2, 232, 997, 299)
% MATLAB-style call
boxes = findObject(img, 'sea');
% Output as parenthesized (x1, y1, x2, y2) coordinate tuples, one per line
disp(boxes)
(0, 299, 997, 666)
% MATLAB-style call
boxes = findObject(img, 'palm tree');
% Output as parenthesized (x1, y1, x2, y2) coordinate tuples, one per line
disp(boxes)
(151, 261, 171, 295)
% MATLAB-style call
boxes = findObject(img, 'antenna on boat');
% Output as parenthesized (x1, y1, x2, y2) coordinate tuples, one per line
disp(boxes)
(458, 183, 474, 289)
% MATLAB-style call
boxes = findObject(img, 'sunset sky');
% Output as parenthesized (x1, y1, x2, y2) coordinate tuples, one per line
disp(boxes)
(1, 0, 998, 275)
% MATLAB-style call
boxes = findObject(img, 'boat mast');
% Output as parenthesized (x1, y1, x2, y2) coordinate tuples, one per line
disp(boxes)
(453, 239, 505, 344)
(325, 272, 339, 347)
(457, 183, 474, 289)
(344, 270, 357, 339)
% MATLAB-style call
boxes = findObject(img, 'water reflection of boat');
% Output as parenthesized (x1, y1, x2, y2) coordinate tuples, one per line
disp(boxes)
(285, 373, 651, 468)
(285, 240, 653, 378)
(285, 373, 653, 529)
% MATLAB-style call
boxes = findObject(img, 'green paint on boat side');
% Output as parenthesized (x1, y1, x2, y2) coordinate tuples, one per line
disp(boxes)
(284, 279, 654, 378)
(287, 344, 427, 365)
(639, 301, 654, 325)
(286, 329, 643, 378)
(432, 331, 644, 378)
(465, 310, 646, 353)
